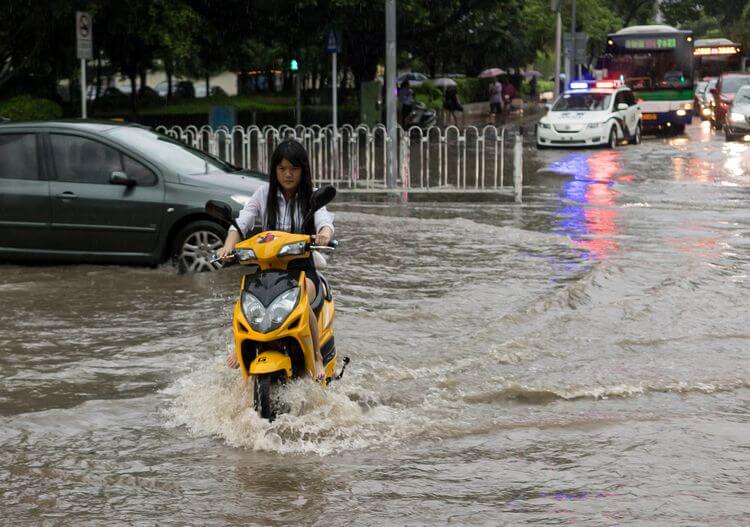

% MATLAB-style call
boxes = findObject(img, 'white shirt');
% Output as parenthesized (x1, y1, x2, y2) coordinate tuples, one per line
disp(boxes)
(230, 183, 335, 237)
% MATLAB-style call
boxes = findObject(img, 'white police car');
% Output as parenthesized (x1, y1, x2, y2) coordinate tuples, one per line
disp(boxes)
(537, 81, 642, 149)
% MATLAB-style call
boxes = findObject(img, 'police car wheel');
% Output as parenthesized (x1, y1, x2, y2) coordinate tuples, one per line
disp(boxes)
(608, 127, 618, 149)
(629, 123, 641, 145)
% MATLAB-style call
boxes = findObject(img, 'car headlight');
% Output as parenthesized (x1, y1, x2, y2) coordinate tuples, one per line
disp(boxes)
(730, 112, 746, 122)
(231, 194, 251, 206)
(676, 109, 686, 116)
(538, 122, 551, 129)
(241, 288, 300, 333)
(278, 241, 306, 257)
(586, 123, 602, 129)
(236, 249, 256, 262)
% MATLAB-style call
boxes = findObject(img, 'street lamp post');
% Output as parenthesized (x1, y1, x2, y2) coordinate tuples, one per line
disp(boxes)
(552, 0, 562, 98)
(386, 0, 397, 190)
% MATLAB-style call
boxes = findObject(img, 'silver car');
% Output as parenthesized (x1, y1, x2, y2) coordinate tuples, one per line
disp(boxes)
(725, 85, 750, 141)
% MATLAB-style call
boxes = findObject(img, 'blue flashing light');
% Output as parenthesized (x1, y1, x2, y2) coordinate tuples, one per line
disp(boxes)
(569, 81, 589, 90)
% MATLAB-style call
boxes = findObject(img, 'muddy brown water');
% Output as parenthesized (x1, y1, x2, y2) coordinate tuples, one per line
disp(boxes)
(1, 122, 748, 525)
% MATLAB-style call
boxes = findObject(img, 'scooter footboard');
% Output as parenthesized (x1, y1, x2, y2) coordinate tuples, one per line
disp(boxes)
(249, 351, 292, 378)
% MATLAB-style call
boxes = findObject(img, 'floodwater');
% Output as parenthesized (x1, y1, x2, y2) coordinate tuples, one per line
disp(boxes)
(1, 122, 748, 525)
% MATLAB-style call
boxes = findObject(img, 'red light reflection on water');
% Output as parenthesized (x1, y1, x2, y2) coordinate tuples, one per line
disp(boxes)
(579, 151, 620, 259)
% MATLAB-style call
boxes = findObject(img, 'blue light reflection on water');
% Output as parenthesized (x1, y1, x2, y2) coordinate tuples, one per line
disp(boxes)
(548, 151, 622, 274)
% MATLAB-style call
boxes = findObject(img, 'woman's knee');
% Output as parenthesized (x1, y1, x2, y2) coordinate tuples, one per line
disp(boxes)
(305, 277, 316, 303)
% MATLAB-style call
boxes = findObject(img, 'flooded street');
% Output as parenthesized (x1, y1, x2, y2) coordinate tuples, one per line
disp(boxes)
(1, 122, 749, 525)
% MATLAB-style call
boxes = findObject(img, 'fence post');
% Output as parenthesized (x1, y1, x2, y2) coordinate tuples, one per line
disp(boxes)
(513, 132, 523, 203)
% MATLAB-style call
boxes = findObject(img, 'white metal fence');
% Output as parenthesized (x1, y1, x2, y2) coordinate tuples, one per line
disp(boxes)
(154, 124, 522, 195)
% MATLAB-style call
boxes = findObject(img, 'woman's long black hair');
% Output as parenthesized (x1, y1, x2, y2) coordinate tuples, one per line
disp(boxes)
(266, 139, 315, 234)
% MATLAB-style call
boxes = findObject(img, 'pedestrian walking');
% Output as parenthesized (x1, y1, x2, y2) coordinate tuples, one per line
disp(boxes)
(488, 78, 503, 119)
(398, 80, 415, 127)
(442, 85, 463, 127)
(529, 76, 538, 101)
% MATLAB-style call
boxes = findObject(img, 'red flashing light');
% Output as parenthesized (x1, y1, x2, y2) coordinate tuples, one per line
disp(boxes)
(595, 81, 616, 89)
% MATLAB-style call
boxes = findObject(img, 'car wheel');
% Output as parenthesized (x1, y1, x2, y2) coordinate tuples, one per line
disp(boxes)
(608, 127, 618, 149)
(629, 122, 642, 145)
(724, 128, 736, 141)
(172, 220, 227, 273)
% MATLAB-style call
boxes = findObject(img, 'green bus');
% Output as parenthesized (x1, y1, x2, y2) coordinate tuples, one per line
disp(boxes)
(598, 25, 694, 133)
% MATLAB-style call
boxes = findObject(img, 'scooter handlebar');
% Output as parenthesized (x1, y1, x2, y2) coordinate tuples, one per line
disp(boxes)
(310, 239, 338, 250)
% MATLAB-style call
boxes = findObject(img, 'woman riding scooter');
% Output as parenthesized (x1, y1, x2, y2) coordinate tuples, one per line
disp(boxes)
(216, 139, 334, 380)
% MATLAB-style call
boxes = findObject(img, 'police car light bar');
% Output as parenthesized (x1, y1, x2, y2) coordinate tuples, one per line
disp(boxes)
(568, 80, 622, 90)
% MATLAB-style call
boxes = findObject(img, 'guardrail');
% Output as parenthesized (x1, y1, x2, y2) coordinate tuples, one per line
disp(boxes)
(154, 124, 522, 198)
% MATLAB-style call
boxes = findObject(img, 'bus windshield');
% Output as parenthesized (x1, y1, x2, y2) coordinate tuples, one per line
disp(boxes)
(553, 93, 612, 111)
(608, 53, 689, 89)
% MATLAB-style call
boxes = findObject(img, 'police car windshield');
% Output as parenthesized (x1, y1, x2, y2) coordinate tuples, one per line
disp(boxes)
(553, 93, 612, 111)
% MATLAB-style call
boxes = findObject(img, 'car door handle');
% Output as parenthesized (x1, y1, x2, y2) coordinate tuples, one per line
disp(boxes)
(56, 192, 78, 200)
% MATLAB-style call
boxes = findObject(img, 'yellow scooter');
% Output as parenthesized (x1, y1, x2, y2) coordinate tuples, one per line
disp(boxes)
(205, 187, 348, 420)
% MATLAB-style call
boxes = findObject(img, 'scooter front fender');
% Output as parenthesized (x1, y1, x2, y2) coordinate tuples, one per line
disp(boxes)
(249, 351, 292, 378)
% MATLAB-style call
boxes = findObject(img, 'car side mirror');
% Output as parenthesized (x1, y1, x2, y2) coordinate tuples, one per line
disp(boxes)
(310, 185, 337, 212)
(110, 171, 136, 187)
(544, 103, 552, 112)
(205, 200, 243, 238)
(205, 200, 233, 223)
(617, 103, 628, 111)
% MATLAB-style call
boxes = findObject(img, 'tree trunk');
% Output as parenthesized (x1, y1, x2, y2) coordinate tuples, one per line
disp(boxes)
(129, 73, 137, 115)
(139, 70, 147, 94)
(95, 55, 102, 99)
(166, 70, 173, 102)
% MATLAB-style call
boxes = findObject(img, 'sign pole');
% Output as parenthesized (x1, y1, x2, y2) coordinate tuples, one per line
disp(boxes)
(332, 51, 337, 129)
(296, 74, 301, 125)
(81, 59, 87, 118)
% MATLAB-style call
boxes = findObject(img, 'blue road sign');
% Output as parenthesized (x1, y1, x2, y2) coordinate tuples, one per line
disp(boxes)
(326, 30, 340, 54)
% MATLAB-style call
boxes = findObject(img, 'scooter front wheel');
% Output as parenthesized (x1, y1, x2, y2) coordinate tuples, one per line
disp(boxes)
(253, 374, 284, 421)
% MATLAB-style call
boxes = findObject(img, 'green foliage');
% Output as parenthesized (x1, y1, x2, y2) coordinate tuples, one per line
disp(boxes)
(0, 95, 63, 120)
(456, 78, 485, 104)
(414, 80, 442, 110)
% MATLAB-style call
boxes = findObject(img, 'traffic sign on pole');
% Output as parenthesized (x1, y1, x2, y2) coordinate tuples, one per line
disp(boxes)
(326, 30, 341, 54)
(76, 12, 92, 119)
(76, 12, 93, 60)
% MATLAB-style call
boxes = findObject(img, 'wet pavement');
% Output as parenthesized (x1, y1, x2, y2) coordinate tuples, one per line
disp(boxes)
(1, 121, 748, 525)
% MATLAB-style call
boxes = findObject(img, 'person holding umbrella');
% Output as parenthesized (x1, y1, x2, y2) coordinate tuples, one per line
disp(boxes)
(442, 85, 463, 127)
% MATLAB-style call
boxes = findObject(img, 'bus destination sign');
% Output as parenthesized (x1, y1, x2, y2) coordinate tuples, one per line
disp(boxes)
(624, 38, 677, 50)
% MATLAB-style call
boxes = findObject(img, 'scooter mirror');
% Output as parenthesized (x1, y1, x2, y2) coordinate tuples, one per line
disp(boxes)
(310, 185, 337, 212)
(205, 200, 233, 223)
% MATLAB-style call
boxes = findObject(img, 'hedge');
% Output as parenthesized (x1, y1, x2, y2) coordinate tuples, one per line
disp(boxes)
(0, 95, 63, 121)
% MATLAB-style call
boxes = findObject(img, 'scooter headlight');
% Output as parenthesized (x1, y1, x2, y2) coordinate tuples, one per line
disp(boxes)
(241, 292, 266, 328)
(241, 288, 300, 333)
(235, 249, 257, 262)
(278, 241, 306, 257)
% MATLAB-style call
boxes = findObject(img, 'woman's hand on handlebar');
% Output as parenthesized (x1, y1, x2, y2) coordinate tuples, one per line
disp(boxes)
(215, 245, 235, 260)
(312, 227, 333, 247)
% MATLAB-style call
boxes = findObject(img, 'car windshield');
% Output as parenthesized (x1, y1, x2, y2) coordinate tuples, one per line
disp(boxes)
(722, 76, 750, 94)
(552, 93, 612, 111)
(735, 87, 750, 103)
(107, 127, 237, 175)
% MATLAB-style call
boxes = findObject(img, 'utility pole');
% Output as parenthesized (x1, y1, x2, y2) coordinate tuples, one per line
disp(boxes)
(570, 0, 576, 81)
(551, 0, 562, 98)
(386, 0, 397, 189)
